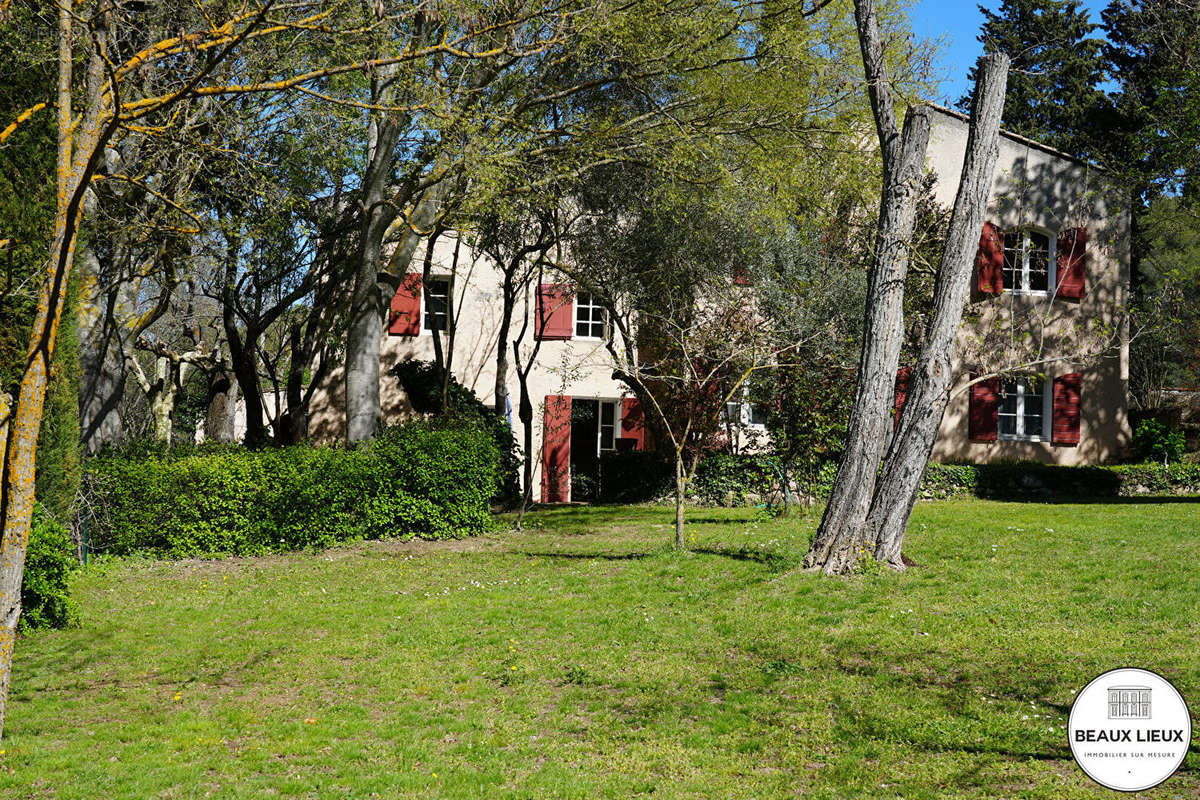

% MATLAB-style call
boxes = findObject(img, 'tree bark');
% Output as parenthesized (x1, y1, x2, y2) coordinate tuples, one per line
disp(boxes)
(204, 364, 238, 443)
(674, 452, 686, 549)
(802, 0, 933, 575)
(345, 180, 444, 442)
(345, 101, 400, 443)
(0, 0, 111, 742)
(865, 53, 1010, 568)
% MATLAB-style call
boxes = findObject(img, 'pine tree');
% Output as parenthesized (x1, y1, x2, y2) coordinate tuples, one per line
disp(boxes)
(957, 0, 1106, 159)
(1102, 0, 1200, 200)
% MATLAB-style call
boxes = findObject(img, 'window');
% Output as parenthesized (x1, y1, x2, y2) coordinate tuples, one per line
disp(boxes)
(574, 292, 607, 339)
(1002, 229, 1054, 294)
(723, 387, 767, 430)
(599, 401, 617, 451)
(423, 277, 451, 331)
(997, 376, 1046, 441)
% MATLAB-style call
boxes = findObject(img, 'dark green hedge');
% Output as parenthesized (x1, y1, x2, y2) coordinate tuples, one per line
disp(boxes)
(607, 452, 1200, 506)
(85, 421, 499, 558)
(22, 508, 78, 631)
(921, 462, 1200, 499)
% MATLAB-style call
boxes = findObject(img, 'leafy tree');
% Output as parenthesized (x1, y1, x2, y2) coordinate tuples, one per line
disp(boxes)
(1129, 194, 1200, 403)
(1102, 0, 1200, 199)
(958, 0, 1106, 159)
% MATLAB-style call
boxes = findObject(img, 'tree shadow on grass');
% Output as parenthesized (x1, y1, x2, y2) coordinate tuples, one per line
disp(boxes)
(515, 550, 653, 561)
(692, 546, 798, 573)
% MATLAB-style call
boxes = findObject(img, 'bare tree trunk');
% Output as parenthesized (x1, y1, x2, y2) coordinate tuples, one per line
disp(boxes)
(674, 452, 686, 549)
(865, 54, 1010, 568)
(515, 371, 534, 530)
(0, 0, 111, 742)
(76, 234, 127, 452)
(79, 330, 125, 451)
(149, 357, 176, 444)
(343, 27, 406, 440)
(802, 0, 933, 575)
(205, 364, 238, 443)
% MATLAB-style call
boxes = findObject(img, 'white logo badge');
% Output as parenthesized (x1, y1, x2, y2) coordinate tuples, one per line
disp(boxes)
(1068, 668, 1191, 792)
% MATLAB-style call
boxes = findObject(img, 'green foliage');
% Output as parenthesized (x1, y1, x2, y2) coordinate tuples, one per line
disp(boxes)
(35, 276, 83, 521)
(1129, 195, 1200, 400)
(1132, 419, 1186, 465)
(960, 0, 1106, 160)
(0, 5, 56, 397)
(754, 359, 852, 493)
(691, 453, 780, 506)
(1103, 0, 1200, 198)
(21, 507, 79, 631)
(84, 421, 499, 558)
(389, 359, 520, 502)
(920, 461, 1200, 498)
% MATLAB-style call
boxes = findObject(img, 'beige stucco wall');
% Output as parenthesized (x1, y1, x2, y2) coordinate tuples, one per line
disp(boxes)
(306, 234, 631, 495)
(923, 106, 1131, 464)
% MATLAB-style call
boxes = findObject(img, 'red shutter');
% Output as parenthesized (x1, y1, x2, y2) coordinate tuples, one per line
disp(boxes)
(893, 366, 912, 430)
(975, 222, 1005, 295)
(621, 397, 646, 450)
(1051, 372, 1082, 446)
(967, 373, 999, 442)
(1055, 227, 1087, 299)
(541, 395, 572, 502)
(536, 284, 574, 340)
(388, 273, 422, 336)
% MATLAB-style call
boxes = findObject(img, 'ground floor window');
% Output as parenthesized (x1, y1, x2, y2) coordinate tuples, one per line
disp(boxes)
(998, 376, 1046, 441)
(569, 398, 621, 501)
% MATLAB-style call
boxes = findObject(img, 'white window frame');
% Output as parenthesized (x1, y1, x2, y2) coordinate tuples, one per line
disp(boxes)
(997, 375, 1052, 443)
(421, 276, 452, 334)
(723, 386, 767, 432)
(1003, 228, 1056, 296)
(574, 292, 608, 340)
(596, 399, 621, 454)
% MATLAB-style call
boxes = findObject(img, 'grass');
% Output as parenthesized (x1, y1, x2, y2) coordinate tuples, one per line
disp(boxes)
(3, 499, 1199, 798)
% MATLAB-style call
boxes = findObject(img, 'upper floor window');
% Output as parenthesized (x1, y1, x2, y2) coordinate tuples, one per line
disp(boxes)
(1002, 229, 1055, 295)
(998, 376, 1046, 441)
(575, 292, 607, 339)
(423, 277, 451, 331)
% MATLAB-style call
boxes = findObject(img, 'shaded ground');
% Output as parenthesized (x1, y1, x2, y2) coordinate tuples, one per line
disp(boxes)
(2, 501, 1198, 798)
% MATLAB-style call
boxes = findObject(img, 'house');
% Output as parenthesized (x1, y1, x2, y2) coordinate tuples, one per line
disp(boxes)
(920, 104, 1130, 465)
(308, 105, 1130, 501)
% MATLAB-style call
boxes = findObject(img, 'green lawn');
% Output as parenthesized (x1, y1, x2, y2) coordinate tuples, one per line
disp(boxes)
(3, 500, 1199, 798)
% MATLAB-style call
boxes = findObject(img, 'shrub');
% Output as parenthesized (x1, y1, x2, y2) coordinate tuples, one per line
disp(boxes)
(389, 359, 520, 502)
(21, 507, 78, 631)
(692, 453, 780, 506)
(85, 421, 498, 558)
(1132, 419, 1186, 465)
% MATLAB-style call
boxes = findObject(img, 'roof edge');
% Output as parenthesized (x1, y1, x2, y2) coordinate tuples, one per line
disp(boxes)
(921, 102, 1105, 172)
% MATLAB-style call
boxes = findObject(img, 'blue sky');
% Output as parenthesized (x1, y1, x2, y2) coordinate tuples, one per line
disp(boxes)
(909, 0, 1111, 106)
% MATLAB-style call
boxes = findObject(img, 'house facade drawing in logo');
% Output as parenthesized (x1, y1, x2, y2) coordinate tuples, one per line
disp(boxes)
(1108, 685, 1151, 719)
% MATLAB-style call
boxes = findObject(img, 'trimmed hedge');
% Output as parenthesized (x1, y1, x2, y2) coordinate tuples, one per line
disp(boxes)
(692, 453, 780, 506)
(603, 452, 1200, 506)
(85, 421, 499, 558)
(920, 462, 1200, 499)
(22, 507, 78, 631)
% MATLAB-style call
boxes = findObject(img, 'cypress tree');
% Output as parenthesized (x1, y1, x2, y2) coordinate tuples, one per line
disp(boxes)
(957, 0, 1106, 159)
